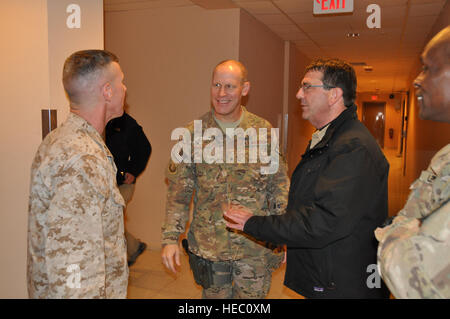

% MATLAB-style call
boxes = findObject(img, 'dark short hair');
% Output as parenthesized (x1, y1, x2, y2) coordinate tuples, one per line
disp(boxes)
(63, 50, 119, 103)
(305, 58, 357, 107)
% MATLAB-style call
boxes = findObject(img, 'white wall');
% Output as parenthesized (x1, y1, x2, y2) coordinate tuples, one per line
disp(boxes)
(0, 0, 103, 298)
(0, 0, 50, 298)
(47, 0, 104, 123)
(286, 43, 313, 175)
(238, 9, 285, 128)
(105, 6, 241, 249)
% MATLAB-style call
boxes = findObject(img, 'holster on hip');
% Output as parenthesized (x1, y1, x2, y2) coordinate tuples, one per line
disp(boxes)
(182, 239, 231, 289)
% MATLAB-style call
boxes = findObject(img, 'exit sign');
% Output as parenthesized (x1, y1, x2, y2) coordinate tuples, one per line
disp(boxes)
(313, 0, 354, 14)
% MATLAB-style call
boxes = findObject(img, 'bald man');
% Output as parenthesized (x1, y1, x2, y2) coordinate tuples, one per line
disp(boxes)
(161, 60, 289, 299)
(27, 50, 128, 298)
(376, 26, 450, 298)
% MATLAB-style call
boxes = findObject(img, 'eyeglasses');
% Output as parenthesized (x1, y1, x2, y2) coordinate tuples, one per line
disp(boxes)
(300, 83, 336, 91)
(212, 83, 240, 93)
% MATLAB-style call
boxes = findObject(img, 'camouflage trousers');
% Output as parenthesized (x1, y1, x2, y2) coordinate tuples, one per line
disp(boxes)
(201, 255, 278, 299)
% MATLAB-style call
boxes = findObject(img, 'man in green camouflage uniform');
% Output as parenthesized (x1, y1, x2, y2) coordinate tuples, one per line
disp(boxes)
(161, 60, 289, 298)
(27, 50, 128, 298)
(376, 26, 450, 298)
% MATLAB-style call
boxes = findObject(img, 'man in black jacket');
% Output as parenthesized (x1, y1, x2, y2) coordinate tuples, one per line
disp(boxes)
(105, 111, 152, 266)
(225, 58, 390, 298)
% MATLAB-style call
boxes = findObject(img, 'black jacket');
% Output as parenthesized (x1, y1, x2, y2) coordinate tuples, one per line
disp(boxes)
(245, 105, 389, 298)
(105, 112, 151, 185)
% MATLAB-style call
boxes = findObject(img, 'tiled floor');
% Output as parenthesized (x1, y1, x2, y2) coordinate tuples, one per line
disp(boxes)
(127, 249, 304, 299)
(127, 147, 407, 299)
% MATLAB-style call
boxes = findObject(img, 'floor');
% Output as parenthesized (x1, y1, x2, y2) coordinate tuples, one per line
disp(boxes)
(127, 249, 304, 299)
(127, 147, 406, 299)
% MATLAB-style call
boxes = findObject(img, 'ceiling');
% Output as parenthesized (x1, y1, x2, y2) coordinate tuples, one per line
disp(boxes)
(104, 0, 448, 93)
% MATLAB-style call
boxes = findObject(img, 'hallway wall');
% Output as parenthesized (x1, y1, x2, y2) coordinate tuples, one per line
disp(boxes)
(403, 0, 450, 188)
(356, 92, 404, 150)
(104, 6, 241, 249)
(238, 9, 285, 128)
(0, 0, 49, 298)
(286, 44, 313, 175)
(0, 0, 103, 298)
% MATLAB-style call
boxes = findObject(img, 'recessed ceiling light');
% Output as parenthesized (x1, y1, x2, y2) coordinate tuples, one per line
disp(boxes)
(346, 32, 360, 38)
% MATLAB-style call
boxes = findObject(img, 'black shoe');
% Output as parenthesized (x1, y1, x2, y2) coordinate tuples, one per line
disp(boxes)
(128, 242, 147, 267)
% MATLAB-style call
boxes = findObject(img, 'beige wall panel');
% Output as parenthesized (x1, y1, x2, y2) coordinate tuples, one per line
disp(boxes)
(105, 6, 240, 249)
(0, 0, 50, 298)
(0, 0, 103, 298)
(238, 9, 285, 128)
(47, 0, 104, 123)
(286, 44, 313, 176)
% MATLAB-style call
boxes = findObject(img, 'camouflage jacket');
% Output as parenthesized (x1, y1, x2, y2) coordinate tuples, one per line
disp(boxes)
(162, 107, 290, 261)
(27, 113, 128, 298)
(377, 144, 450, 298)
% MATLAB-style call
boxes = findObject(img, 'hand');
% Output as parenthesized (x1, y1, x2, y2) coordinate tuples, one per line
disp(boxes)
(374, 226, 387, 242)
(223, 205, 254, 231)
(123, 172, 136, 184)
(161, 244, 180, 274)
(375, 215, 421, 242)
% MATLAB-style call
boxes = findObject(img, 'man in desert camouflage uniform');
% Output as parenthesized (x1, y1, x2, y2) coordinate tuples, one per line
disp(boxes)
(161, 60, 289, 298)
(27, 50, 128, 298)
(376, 26, 450, 298)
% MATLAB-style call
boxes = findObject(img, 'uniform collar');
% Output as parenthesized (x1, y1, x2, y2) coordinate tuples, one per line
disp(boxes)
(68, 112, 113, 158)
(206, 106, 250, 130)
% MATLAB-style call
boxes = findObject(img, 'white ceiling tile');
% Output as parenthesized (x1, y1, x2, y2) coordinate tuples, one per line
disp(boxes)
(409, 0, 446, 5)
(276, 31, 309, 41)
(190, 0, 238, 9)
(273, 0, 312, 14)
(253, 13, 292, 25)
(409, 2, 446, 16)
(234, 0, 279, 14)
(354, 0, 409, 10)
(293, 38, 319, 46)
(105, 0, 194, 11)
(267, 23, 301, 34)
(288, 12, 320, 24)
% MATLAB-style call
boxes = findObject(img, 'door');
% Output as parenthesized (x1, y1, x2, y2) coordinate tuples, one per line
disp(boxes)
(362, 102, 386, 149)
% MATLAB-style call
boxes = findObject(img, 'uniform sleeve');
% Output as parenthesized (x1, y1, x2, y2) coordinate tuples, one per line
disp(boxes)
(266, 151, 290, 216)
(377, 203, 450, 298)
(398, 159, 450, 220)
(245, 145, 384, 248)
(44, 155, 110, 298)
(161, 159, 195, 245)
(126, 125, 151, 178)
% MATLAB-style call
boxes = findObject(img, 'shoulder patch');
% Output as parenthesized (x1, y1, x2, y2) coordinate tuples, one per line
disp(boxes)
(168, 163, 177, 174)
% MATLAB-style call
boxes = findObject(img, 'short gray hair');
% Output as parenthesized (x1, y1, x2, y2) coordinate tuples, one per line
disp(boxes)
(63, 50, 119, 104)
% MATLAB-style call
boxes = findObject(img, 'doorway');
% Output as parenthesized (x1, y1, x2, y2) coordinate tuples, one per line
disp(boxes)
(362, 102, 386, 149)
